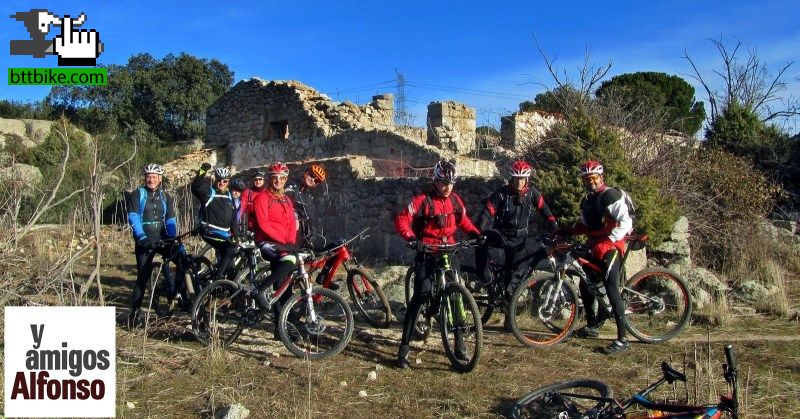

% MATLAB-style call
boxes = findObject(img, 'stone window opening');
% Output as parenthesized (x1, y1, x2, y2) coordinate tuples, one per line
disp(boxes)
(267, 120, 289, 141)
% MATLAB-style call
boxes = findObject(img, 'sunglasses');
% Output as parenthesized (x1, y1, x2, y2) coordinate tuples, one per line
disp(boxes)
(253, 177, 265, 181)
(217, 179, 230, 184)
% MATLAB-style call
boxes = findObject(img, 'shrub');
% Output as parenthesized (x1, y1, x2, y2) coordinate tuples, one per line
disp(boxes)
(526, 112, 679, 245)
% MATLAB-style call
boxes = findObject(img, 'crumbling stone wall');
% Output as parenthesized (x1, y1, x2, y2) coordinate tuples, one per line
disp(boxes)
(427, 101, 476, 155)
(500, 110, 561, 151)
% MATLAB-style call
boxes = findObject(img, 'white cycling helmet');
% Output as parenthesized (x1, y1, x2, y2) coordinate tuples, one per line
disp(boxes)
(432, 160, 457, 183)
(214, 167, 231, 180)
(142, 163, 164, 176)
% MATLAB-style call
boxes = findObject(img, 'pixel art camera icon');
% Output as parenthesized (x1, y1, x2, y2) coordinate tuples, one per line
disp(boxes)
(10, 9, 104, 66)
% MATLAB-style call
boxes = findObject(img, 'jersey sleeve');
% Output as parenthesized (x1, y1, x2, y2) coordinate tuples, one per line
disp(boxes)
(126, 189, 146, 241)
(394, 195, 424, 241)
(477, 190, 500, 231)
(605, 195, 633, 242)
(530, 187, 558, 231)
(454, 193, 480, 236)
(165, 192, 177, 237)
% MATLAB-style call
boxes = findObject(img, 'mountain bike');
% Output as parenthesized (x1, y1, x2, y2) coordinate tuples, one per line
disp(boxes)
(141, 230, 213, 323)
(460, 230, 547, 326)
(308, 228, 392, 328)
(508, 233, 692, 347)
(403, 239, 483, 373)
(191, 248, 354, 360)
(510, 344, 740, 418)
(244, 229, 392, 328)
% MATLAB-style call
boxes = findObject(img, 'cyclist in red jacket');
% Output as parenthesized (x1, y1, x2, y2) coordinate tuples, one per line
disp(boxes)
(252, 162, 300, 341)
(393, 159, 481, 369)
(560, 159, 634, 355)
(239, 169, 267, 231)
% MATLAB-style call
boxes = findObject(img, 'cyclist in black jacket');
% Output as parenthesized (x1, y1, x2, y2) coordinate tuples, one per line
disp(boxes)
(285, 164, 326, 247)
(475, 160, 558, 309)
(191, 164, 237, 281)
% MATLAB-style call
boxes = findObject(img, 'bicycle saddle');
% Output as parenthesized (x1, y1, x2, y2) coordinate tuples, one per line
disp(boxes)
(661, 361, 687, 384)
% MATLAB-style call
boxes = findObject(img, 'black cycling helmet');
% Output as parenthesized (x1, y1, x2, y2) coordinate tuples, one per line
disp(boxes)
(230, 178, 247, 192)
(433, 159, 457, 183)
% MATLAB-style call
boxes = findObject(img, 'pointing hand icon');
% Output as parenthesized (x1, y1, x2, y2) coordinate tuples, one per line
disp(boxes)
(52, 14, 103, 66)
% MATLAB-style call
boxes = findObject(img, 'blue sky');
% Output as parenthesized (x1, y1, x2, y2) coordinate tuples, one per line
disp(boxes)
(2, 1, 798, 130)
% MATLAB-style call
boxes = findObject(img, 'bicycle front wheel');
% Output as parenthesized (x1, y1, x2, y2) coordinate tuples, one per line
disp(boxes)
(191, 279, 251, 347)
(279, 287, 354, 360)
(439, 281, 483, 373)
(510, 379, 613, 419)
(509, 273, 579, 347)
(347, 267, 392, 328)
(624, 268, 692, 343)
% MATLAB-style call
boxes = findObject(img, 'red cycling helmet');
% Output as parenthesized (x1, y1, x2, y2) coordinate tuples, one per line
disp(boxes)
(510, 160, 533, 177)
(579, 159, 604, 177)
(268, 162, 289, 177)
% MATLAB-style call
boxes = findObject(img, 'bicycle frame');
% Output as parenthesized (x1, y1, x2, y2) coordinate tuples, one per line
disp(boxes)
(537, 235, 661, 319)
(306, 229, 373, 294)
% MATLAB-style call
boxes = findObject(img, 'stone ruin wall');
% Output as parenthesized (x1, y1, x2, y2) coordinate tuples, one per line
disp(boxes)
(206, 79, 494, 176)
(427, 101, 476, 155)
(500, 110, 562, 151)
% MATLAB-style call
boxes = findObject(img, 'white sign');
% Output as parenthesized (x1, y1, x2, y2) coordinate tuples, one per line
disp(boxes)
(4, 306, 116, 417)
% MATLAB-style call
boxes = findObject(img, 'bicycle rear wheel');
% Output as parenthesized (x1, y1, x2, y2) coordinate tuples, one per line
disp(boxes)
(460, 265, 495, 325)
(510, 379, 613, 419)
(439, 281, 483, 373)
(279, 287, 354, 360)
(624, 268, 692, 343)
(191, 279, 251, 347)
(509, 273, 579, 347)
(347, 267, 392, 328)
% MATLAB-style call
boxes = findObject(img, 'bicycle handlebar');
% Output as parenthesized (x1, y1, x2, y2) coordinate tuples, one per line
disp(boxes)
(408, 239, 479, 253)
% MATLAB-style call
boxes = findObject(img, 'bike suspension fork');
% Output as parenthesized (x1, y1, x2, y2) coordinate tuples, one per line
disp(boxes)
(298, 255, 318, 323)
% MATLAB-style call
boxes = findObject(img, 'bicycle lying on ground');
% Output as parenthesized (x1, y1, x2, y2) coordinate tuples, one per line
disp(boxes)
(403, 239, 483, 373)
(191, 247, 354, 360)
(508, 233, 692, 347)
(510, 344, 740, 418)
(247, 229, 391, 328)
(141, 230, 213, 324)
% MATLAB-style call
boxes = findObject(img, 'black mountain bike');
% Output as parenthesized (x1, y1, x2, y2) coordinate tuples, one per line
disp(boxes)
(142, 230, 213, 323)
(403, 239, 483, 373)
(510, 344, 740, 418)
(191, 248, 354, 360)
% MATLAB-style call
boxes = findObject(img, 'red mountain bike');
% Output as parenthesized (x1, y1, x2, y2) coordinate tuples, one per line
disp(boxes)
(508, 233, 692, 347)
(246, 228, 392, 329)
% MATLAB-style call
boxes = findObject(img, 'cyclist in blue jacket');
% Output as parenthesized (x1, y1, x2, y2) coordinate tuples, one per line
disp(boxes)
(126, 163, 182, 327)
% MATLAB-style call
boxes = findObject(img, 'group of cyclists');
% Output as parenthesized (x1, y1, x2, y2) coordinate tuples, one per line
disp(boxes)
(126, 155, 635, 368)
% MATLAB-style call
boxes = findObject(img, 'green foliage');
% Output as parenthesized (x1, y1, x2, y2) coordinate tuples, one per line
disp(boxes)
(522, 85, 587, 114)
(46, 52, 233, 142)
(596, 71, 705, 135)
(529, 113, 679, 245)
(0, 100, 52, 120)
(681, 148, 781, 271)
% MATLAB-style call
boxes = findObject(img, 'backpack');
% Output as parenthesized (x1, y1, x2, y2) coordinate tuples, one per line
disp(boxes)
(410, 192, 464, 236)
